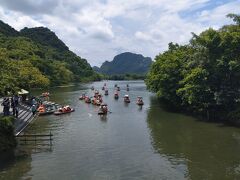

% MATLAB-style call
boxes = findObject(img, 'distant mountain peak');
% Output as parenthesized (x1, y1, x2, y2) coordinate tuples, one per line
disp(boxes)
(96, 52, 152, 75)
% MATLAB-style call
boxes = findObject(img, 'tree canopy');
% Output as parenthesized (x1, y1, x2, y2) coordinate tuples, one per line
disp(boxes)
(0, 20, 101, 95)
(146, 14, 240, 124)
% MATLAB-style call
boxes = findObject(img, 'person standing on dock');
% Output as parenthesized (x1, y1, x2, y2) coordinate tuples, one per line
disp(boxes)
(13, 95, 19, 118)
(31, 104, 37, 115)
(11, 97, 15, 116)
(1, 98, 10, 116)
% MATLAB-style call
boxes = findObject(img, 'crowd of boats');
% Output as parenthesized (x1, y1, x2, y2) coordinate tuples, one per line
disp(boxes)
(79, 83, 144, 115)
(35, 83, 144, 117)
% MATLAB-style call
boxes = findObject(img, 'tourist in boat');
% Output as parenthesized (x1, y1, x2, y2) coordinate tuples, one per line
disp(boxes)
(94, 90, 99, 98)
(85, 96, 91, 103)
(117, 87, 120, 91)
(114, 91, 119, 99)
(124, 95, 130, 103)
(98, 95, 103, 103)
(114, 84, 117, 88)
(136, 97, 144, 106)
(79, 93, 86, 100)
(63, 105, 71, 112)
(37, 104, 46, 114)
(102, 86, 105, 90)
(104, 89, 108, 95)
(98, 103, 108, 115)
(54, 105, 74, 115)
(42, 92, 50, 97)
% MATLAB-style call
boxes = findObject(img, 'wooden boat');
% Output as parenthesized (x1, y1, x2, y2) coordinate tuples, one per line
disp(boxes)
(136, 96, 144, 106)
(97, 94, 103, 103)
(124, 95, 130, 103)
(38, 102, 60, 116)
(94, 90, 99, 98)
(85, 96, 91, 103)
(114, 91, 119, 99)
(91, 98, 101, 106)
(79, 94, 86, 100)
(54, 106, 75, 115)
(98, 104, 108, 115)
(39, 110, 55, 116)
(104, 89, 109, 95)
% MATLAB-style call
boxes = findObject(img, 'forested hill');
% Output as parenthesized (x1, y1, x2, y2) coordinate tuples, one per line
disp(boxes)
(20, 27, 69, 51)
(96, 52, 152, 75)
(0, 20, 19, 36)
(0, 20, 100, 95)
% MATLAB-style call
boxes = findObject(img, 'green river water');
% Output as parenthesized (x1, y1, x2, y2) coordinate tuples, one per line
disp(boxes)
(0, 81, 240, 180)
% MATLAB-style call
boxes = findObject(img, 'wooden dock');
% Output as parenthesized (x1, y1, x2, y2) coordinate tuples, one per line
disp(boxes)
(14, 103, 38, 136)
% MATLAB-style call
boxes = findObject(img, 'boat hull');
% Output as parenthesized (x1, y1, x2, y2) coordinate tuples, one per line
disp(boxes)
(54, 109, 75, 115)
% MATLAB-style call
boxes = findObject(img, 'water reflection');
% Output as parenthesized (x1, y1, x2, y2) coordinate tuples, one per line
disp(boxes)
(99, 115, 108, 122)
(0, 149, 32, 180)
(147, 97, 240, 179)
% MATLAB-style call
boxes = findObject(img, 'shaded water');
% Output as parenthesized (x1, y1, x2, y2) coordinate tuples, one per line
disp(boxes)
(0, 81, 240, 180)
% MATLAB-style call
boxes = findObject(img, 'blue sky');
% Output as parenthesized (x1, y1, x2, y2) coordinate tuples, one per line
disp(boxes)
(0, 0, 239, 66)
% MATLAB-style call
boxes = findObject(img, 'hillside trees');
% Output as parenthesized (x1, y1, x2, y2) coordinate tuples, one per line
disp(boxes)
(146, 14, 240, 123)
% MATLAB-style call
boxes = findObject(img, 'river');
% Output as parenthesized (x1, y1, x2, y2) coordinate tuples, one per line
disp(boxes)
(1, 80, 240, 180)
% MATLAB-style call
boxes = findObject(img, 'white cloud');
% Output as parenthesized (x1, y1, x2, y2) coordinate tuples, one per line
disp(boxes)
(0, 7, 43, 30)
(0, 0, 239, 66)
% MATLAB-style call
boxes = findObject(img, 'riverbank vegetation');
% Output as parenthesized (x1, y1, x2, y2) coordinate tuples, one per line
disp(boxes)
(146, 14, 240, 125)
(0, 21, 101, 96)
(103, 73, 146, 80)
(0, 116, 16, 151)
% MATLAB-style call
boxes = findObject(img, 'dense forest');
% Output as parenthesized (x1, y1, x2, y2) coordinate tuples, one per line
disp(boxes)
(0, 20, 101, 95)
(146, 14, 240, 125)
